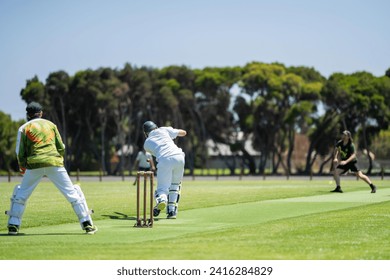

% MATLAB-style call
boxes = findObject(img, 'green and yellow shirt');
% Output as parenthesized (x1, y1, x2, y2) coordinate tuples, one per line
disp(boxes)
(15, 118, 65, 169)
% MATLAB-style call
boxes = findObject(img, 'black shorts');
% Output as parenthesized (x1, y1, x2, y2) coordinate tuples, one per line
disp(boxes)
(337, 161, 359, 174)
(138, 167, 151, 172)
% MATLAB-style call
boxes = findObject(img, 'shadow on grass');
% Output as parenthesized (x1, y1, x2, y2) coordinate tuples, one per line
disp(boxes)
(0, 232, 82, 236)
(102, 212, 162, 222)
(102, 211, 133, 220)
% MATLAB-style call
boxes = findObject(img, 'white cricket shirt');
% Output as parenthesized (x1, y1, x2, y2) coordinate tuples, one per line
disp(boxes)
(144, 127, 183, 161)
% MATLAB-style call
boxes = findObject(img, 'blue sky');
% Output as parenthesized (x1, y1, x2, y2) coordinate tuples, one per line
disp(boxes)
(1, 0, 389, 121)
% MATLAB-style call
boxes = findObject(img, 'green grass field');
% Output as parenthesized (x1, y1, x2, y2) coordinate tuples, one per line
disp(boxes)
(0, 176, 389, 260)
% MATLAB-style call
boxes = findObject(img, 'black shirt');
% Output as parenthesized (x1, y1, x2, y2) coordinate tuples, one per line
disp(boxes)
(336, 140, 357, 163)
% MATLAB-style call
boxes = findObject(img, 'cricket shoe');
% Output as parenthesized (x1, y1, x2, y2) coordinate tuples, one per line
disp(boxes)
(85, 225, 98, 235)
(167, 211, 177, 219)
(83, 221, 98, 235)
(330, 186, 343, 193)
(8, 224, 19, 235)
(153, 198, 167, 217)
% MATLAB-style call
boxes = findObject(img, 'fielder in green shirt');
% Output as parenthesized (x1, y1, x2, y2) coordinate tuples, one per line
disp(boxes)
(16, 106, 65, 171)
(7, 102, 98, 235)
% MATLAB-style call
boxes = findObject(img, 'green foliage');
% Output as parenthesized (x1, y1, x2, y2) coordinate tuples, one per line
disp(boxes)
(20, 76, 45, 103)
(239, 62, 327, 174)
(287, 65, 326, 82)
(371, 130, 390, 158)
(0, 112, 23, 171)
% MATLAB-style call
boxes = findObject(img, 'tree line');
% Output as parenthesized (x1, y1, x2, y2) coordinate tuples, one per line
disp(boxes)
(1, 62, 390, 175)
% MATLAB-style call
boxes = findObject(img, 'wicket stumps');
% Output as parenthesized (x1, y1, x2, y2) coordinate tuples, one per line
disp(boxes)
(134, 171, 154, 228)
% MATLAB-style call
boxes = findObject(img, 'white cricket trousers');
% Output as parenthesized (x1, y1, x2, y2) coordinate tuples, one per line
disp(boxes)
(155, 153, 185, 197)
(9, 166, 92, 226)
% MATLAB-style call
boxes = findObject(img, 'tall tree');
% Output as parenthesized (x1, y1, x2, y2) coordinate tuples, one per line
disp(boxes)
(45, 71, 71, 165)
(305, 111, 341, 174)
(68, 69, 104, 170)
(20, 76, 45, 105)
(239, 62, 323, 174)
(119, 65, 158, 167)
(194, 66, 243, 174)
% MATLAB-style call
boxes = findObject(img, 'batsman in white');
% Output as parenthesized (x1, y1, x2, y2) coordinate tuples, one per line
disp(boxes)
(5, 102, 97, 235)
(143, 121, 186, 219)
